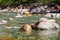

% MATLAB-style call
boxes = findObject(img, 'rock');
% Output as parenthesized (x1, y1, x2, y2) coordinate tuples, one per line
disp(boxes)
(1, 20, 7, 24)
(20, 24, 32, 31)
(23, 15, 27, 17)
(25, 12, 32, 16)
(44, 13, 52, 18)
(47, 19, 55, 23)
(15, 14, 23, 18)
(9, 18, 14, 21)
(51, 13, 56, 18)
(38, 21, 52, 29)
(53, 23, 59, 29)
(44, 13, 60, 18)
(56, 14, 60, 18)
(38, 18, 59, 30)
(51, 13, 60, 18)
(20, 24, 32, 35)
(39, 18, 48, 22)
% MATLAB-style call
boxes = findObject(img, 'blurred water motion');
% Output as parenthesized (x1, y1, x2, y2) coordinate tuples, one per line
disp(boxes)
(0, 25, 60, 40)
(36, 30, 60, 40)
(0, 14, 60, 40)
(38, 30, 59, 36)
(0, 26, 8, 36)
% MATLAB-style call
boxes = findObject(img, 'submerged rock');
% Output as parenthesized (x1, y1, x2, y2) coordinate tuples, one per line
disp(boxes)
(9, 18, 14, 21)
(15, 14, 23, 18)
(0, 20, 7, 25)
(20, 24, 32, 31)
(19, 24, 32, 35)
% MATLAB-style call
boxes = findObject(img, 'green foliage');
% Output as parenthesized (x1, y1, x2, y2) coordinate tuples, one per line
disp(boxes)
(21, 0, 27, 2)
(40, 0, 55, 4)
(0, 0, 14, 5)
(0, 0, 60, 7)
(55, 0, 60, 4)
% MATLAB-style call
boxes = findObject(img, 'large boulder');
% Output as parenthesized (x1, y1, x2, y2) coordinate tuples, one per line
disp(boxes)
(38, 18, 59, 30)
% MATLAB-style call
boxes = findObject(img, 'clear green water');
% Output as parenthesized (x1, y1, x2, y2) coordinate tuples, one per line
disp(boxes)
(0, 12, 60, 40)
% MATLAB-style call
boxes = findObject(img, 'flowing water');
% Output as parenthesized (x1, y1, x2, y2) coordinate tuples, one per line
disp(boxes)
(0, 26, 60, 40)
(0, 12, 60, 40)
